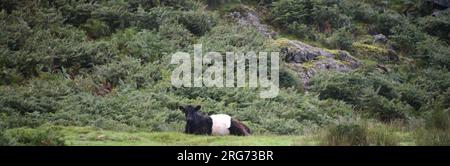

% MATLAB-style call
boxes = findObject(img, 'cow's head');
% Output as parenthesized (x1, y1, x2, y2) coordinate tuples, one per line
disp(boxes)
(179, 105, 202, 122)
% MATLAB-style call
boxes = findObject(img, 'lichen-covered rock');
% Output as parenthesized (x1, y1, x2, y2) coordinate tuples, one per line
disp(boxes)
(373, 34, 388, 44)
(229, 6, 360, 89)
(273, 38, 360, 87)
(275, 38, 334, 63)
(352, 42, 399, 62)
(228, 7, 277, 38)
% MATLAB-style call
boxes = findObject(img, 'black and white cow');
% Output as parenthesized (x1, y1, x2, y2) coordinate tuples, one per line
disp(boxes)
(179, 105, 251, 136)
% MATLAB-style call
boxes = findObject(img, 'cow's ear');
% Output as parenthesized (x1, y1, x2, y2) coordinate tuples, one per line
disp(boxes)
(195, 105, 201, 111)
(178, 106, 185, 113)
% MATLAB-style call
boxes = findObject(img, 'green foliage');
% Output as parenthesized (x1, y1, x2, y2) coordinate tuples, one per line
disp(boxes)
(178, 10, 217, 36)
(3, 124, 66, 146)
(324, 28, 354, 51)
(414, 128, 450, 146)
(310, 71, 416, 121)
(199, 22, 273, 53)
(321, 120, 402, 146)
(322, 123, 369, 146)
(418, 13, 450, 43)
(390, 22, 427, 53)
(414, 36, 450, 68)
(126, 30, 171, 62)
(279, 67, 303, 90)
(371, 11, 404, 35)
(0, 0, 449, 145)
(359, 88, 412, 121)
(271, 0, 350, 34)
(81, 18, 111, 39)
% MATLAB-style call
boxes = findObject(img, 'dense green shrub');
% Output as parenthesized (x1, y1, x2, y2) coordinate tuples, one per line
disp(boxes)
(322, 123, 369, 146)
(310, 71, 415, 121)
(159, 20, 194, 50)
(199, 23, 272, 53)
(178, 10, 217, 36)
(390, 22, 427, 53)
(418, 13, 450, 43)
(4, 124, 66, 146)
(286, 22, 316, 40)
(371, 11, 404, 35)
(414, 100, 450, 145)
(81, 18, 111, 39)
(414, 36, 450, 68)
(126, 30, 171, 62)
(279, 67, 303, 90)
(271, 0, 350, 33)
(359, 88, 412, 121)
(93, 56, 142, 87)
(340, 0, 376, 23)
(324, 28, 354, 50)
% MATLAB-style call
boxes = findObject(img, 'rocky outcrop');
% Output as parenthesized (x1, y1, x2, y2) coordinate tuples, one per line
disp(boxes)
(228, 7, 277, 38)
(275, 39, 360, 87)
(352, 42, 399, 62)
(373, 34, 388, 44)
(229, 6, 360, 88)
(425, 0, 449, 9)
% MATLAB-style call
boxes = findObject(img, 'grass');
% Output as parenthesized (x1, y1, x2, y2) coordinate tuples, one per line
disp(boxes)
(60, 126, 318, 146)
(2, 125, 421, 146)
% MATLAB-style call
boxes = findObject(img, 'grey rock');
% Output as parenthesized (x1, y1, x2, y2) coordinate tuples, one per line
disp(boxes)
(425, 0, 449, 9)
(373, 34, 388, 44)
(281, 40, 334, 63)
(229, 9, 277, 38)
(281, 40, 360, 88)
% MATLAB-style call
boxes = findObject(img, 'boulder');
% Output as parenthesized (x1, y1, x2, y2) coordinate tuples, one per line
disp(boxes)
(425, 0, 449, 9)
(228, 8, 277, 38)
(373, 34, 388, 44)
(277, 39, 334, 63)
(274, 38, 360, 87)
(352, 42, 399, 62)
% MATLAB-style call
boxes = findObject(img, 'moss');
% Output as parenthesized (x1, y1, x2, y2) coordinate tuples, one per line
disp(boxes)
(352, 42, 393, 61)
(272, 38, 292, 48)
(302, 61, 316, 70)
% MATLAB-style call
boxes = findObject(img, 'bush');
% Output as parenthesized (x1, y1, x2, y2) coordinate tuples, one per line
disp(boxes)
(310, 71, 414, 121)
(359, 88, 412, 122)
(93, 56, 142, 88)
(418, 13, 450, 43)
(414, 108, 450, 146)
(367, 125, 400, 146)
(321, 120, 402, 146)
(325, 28, 354, 50)
(414, 36, 450, 68)
(390, 22, 427, 53)
(271, 0, 350, 33)
(81, 18, 111, 39)
(4, 124, 66, 146)
(426, 109, 450, 131)
(286, 22, 315, 40)
(371, 11, 403, 35)
(340, 0, 376, 23)
(270, 0, 312, 26)
(322, 123, 369, 146)
(414, 128, 450, 146)
(126, 30, 171, 63)
(279, 67, 303, 90)
(178, 10, 217, 36)
(159, 20, 193, 50)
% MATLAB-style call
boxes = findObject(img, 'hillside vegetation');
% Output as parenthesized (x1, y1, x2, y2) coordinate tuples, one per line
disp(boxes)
(1, 0, 449, 146)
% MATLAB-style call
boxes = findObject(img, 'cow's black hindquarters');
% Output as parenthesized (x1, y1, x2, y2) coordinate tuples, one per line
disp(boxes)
(229, 119, 251, 136)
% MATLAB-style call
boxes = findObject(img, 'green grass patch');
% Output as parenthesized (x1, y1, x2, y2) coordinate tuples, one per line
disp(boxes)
(60, 126, 316, 146)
